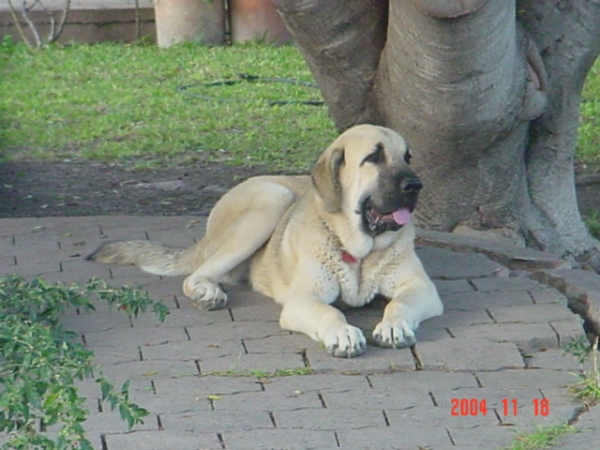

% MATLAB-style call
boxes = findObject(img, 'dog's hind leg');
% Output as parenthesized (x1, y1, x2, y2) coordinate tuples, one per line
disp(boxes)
(183, 178, 296, 310)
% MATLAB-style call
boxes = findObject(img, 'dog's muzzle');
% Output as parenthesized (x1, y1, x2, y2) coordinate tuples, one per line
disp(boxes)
(360, 177, 422, 236)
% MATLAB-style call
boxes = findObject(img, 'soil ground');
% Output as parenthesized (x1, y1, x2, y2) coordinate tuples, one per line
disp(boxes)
(0, 160, 599, 222)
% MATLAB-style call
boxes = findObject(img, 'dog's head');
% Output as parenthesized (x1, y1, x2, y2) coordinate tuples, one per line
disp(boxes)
(311, 124, 421, 236)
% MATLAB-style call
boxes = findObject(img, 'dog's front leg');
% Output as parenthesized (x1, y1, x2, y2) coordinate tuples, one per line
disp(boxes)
(373, 275, 443, 349)
(279, 298, 367, 358)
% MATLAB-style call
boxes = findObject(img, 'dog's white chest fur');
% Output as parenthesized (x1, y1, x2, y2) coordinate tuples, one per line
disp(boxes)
(329, 256, 380, 307)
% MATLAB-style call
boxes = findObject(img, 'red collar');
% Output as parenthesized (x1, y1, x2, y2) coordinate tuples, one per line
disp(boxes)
(341, 250, 358, 264)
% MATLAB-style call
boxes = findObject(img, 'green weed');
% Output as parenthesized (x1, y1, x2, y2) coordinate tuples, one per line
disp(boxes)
(564, 335, 600, 406)
(497, 424, 575, 450)
(584, 211, 600, 239)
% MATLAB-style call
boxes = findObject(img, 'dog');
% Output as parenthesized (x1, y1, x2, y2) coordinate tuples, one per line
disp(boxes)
(87, 124, 443, 358)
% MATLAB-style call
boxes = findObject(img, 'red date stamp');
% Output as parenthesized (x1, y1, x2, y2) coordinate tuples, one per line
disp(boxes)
(450, 398, 550, 416)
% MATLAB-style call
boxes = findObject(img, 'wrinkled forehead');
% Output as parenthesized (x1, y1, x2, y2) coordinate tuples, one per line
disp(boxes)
(341, 126, 408, 160)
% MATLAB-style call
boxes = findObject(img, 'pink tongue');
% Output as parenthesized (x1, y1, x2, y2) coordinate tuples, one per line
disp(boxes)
(392, 207, 412, 225)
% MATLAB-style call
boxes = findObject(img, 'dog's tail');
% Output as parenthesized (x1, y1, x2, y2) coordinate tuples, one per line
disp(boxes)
(86, 240, 197, 276)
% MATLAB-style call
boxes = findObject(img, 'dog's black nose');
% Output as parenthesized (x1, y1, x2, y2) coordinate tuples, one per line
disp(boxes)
(401, 178, 423, 193)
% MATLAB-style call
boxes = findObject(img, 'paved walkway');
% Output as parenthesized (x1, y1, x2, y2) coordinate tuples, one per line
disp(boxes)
(1, 215, 599, 449)
(0, 0, 152, 12)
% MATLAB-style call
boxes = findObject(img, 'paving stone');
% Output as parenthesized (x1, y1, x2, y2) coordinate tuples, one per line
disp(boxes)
(469, 276, 546, 292)
(443, 290, 534, 311)
(368, 371, 479, 391)
(96, 359, 199, 382)
(487, 303, 571, 324)
(273, 407, 386, 430)
(161, 409, 274, 433)
(416, 339, 525, 371)
(134, 379, 236, 415)
(304, 345, 416, 374)
(449, 323, 559, 352)
(420, 309, 493, 329)
(211, 389, 323, 412)
(242, 333, 317, 354)
(229, 302, 283, 322)
(434, 279, 476, 296)
(447, 425, 518, 449)
(142, 339, 246, 361)
(524, 348, 590, 371)
(39, 265, 113, 285)
(127, 300, 230, 329)
(186, 321, 290, 342)
(8, 260, 62, 276)
(550, 320, 587, 347)
(475, 369, 576, 390)
(197, 352, 307, 374)
(539, 387, 578, 406)
(556, 405, 600, 446)
(528, 287, 568, 304)
(222, 429, 337, 450)
(322, 384, 430, 410)
(417, 247, 509, 279)
(91, 344, 143, 365)
(0, 255, 16, 268)
(84, 325, 188, 348)
(263, 374, 370, 394)
(337, 423, 452, 449)
(104, 430, 222, 450)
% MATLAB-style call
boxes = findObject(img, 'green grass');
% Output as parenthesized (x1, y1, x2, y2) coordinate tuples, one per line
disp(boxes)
(585, 210, 600, 239)
(580, 60, 600, 168)
(0, 40, 336, 170)
(1, 39, 600, 172)
(497, 424, 575, 450)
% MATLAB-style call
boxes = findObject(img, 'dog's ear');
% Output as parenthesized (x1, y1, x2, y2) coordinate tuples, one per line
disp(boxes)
(311, 144, 345, 213)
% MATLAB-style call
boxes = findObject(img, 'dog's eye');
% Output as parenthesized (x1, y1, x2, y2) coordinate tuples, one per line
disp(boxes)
(403, 149, 412, 165)
(363, 144, 385, 165)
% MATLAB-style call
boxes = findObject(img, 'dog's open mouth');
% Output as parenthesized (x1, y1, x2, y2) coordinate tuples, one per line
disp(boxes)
(361, 198, 414, 235)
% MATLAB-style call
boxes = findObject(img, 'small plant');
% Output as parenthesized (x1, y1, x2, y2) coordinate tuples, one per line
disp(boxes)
(497, 424, 575, 450)
(563, 335, 600, 406)
(584, 210, 600, 239)
(0, 275, 169, 449)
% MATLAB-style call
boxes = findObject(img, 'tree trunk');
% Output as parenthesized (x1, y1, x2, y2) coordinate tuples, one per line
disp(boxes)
(274, 0, 600, 263)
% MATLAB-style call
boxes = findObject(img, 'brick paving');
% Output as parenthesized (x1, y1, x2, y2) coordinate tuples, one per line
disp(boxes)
(1, 215, 599, 449)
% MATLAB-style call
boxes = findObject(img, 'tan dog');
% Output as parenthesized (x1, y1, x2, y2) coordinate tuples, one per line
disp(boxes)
(88, 125, 443, 357)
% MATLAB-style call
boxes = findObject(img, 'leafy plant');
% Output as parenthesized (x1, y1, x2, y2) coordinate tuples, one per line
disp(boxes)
(0, 275, 169, 449)
(563, 335, 600, 406)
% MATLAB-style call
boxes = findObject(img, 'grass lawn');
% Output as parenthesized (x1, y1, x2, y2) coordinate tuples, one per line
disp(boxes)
(0, 40, 336, 171)
(1, 39, 599, 171)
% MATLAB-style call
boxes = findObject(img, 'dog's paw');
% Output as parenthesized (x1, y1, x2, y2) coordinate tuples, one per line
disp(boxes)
(322, 324, 367, 358)
(183, 277, 228, 310)
(372, 318, 416, 349)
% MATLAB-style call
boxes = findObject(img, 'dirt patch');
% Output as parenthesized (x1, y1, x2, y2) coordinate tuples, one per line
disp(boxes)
(0, 160, 599, 222)
(0, 160, 284, 218)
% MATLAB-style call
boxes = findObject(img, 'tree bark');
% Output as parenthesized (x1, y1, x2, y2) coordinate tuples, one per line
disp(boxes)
(274, 0, 600, 262)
